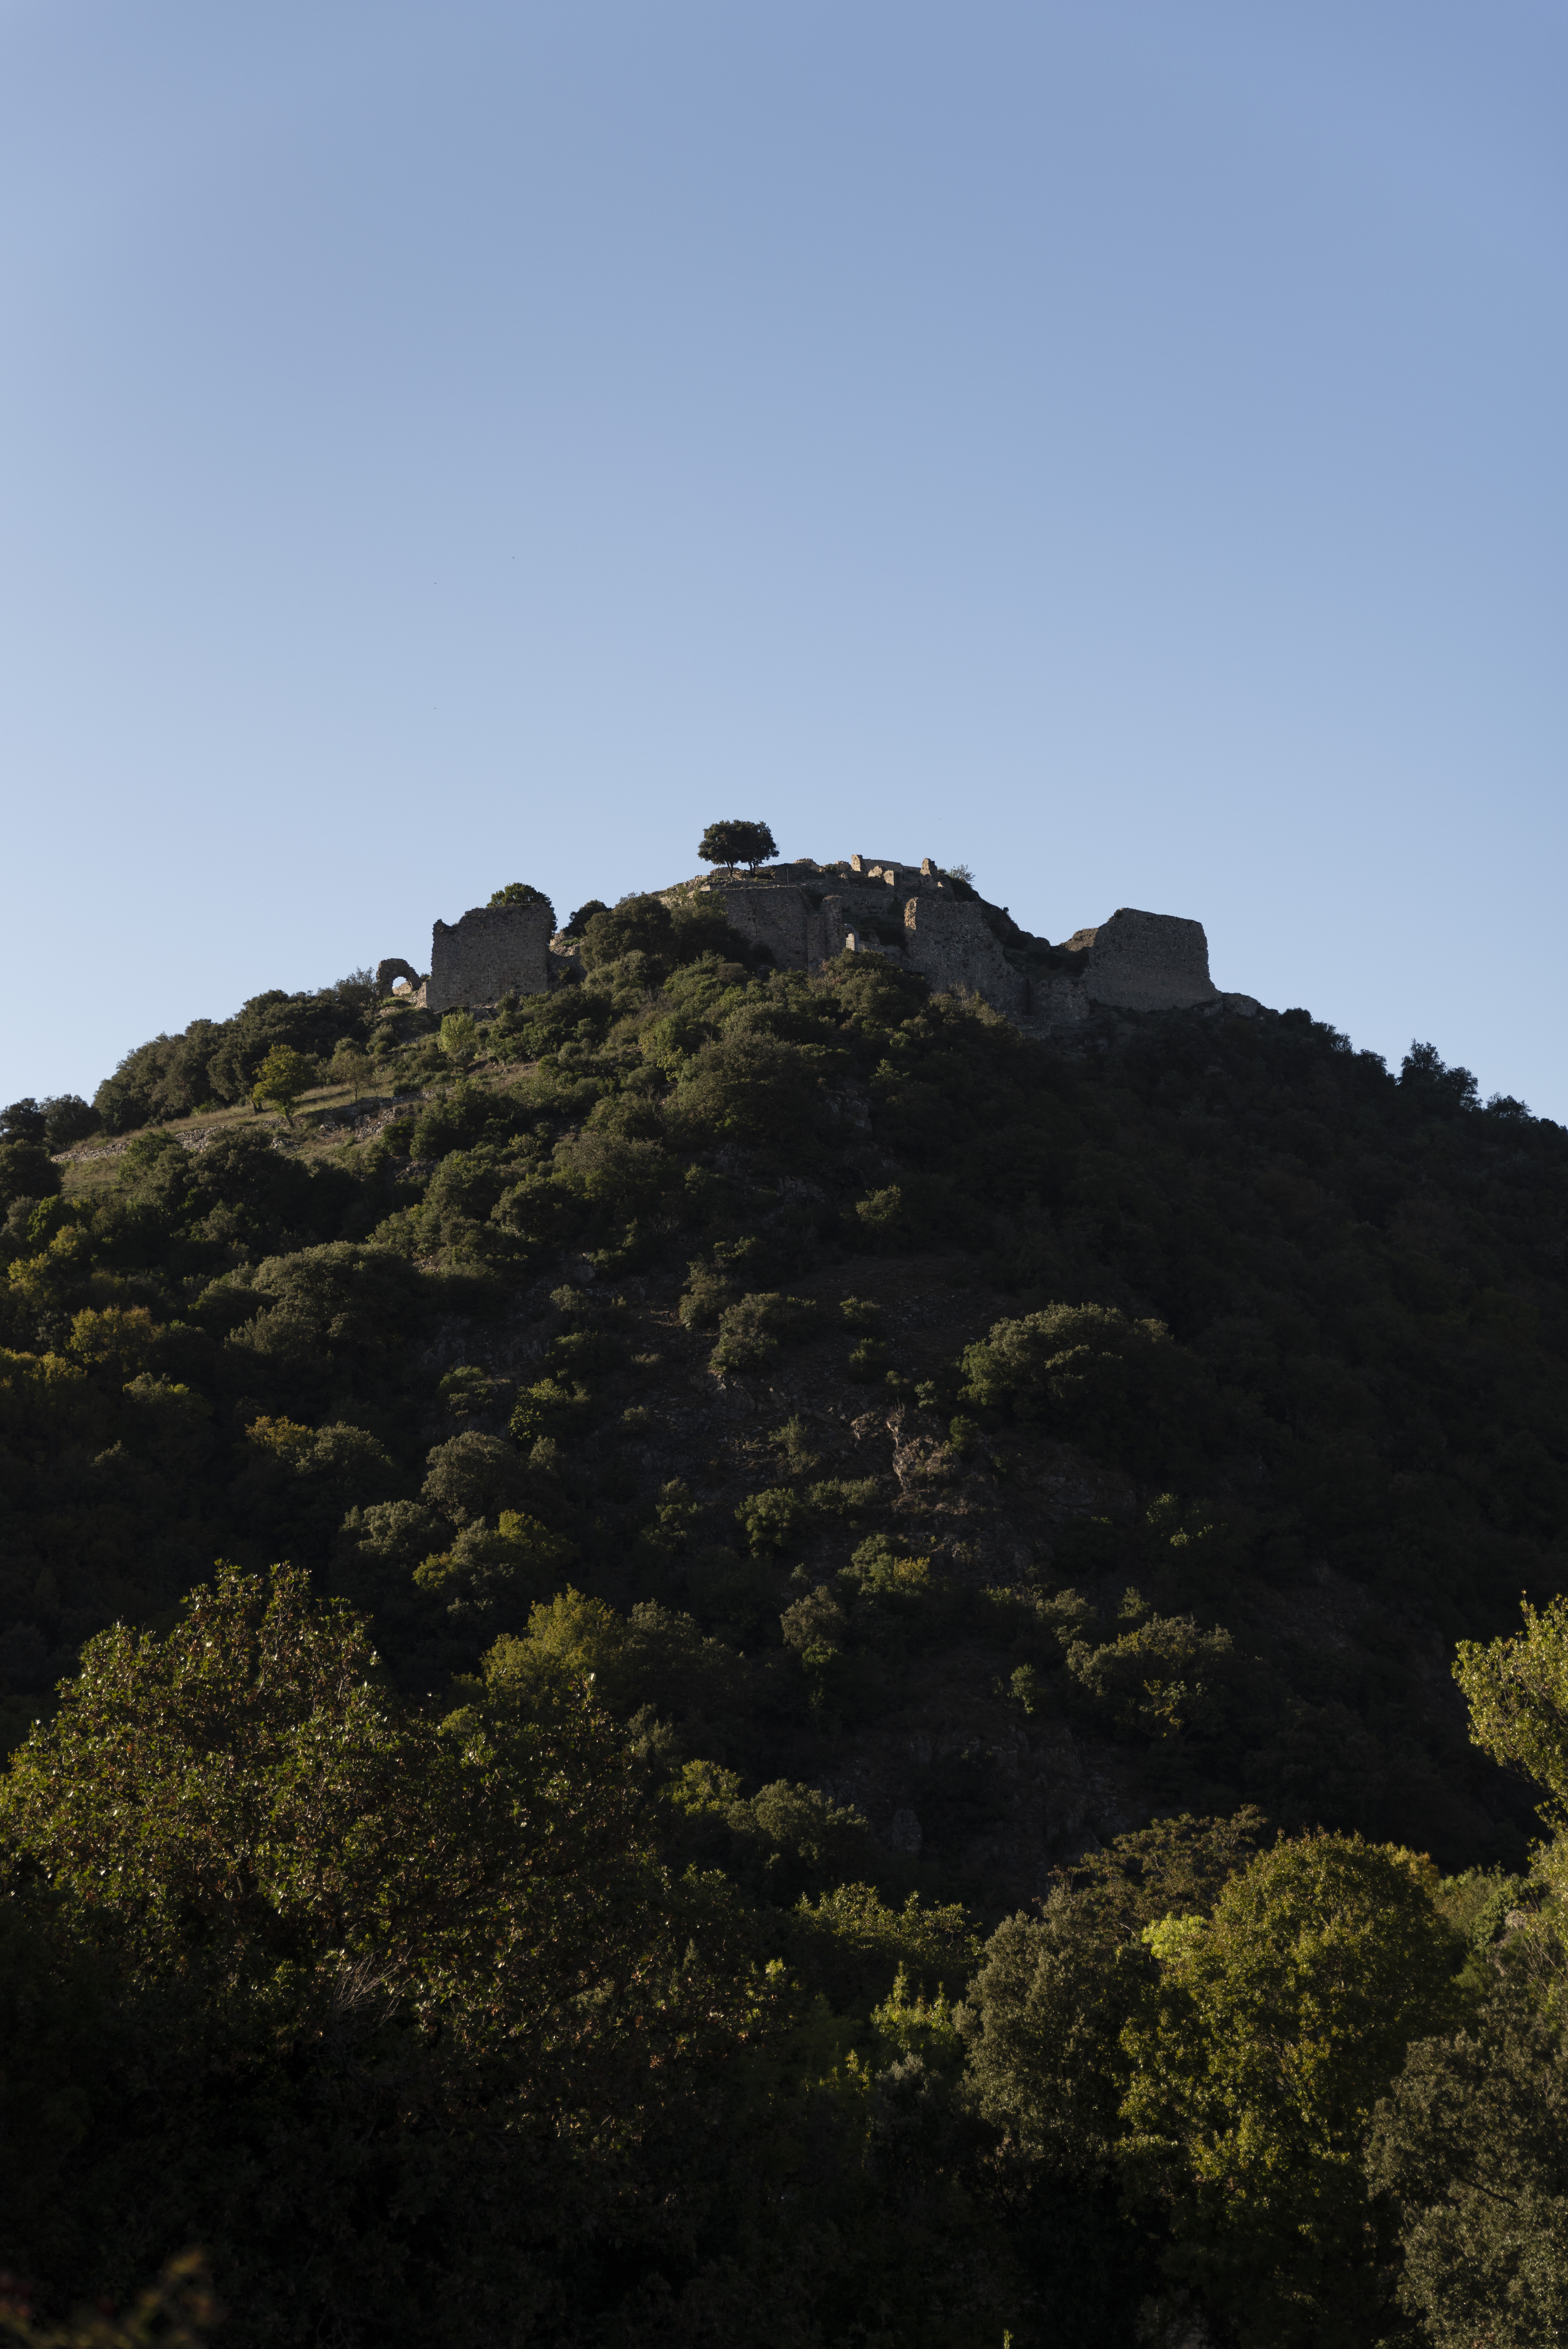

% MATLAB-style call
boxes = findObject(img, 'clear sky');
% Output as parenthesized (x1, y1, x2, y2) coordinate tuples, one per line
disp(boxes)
(2, 0, 1563, 1116)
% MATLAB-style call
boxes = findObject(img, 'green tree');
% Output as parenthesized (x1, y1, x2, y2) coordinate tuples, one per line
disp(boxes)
(697, 818, 778, 874)
(577, 894, 675, 974)
(325, 1037, 372, 1095)
(438, 1010, 480, 1066)
(561, 898, 608, 937)
(1360, 1598, 1568, 2347)
(0, 1139, 62, 1217)
(0, 1564, 778, 2345)
(248, 1043, 317, 1124)
(957, 1301, 1214, 1476)
(1368, 1975, 1568, 2349)
(1119, 1832, 1468, 2345)
(1455, 1592, 1568, 1820)
(487, 882, 556, 922)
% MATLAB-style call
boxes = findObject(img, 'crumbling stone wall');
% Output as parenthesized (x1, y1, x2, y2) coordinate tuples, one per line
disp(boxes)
(506, 857, 1250, 1032)
(428, 902, 555, 1013)
(902, 896, 1029, 1019)
(704, 884, 829, 970)
(374, 957, 424, 998)
(1062, 908, 1219, 1012)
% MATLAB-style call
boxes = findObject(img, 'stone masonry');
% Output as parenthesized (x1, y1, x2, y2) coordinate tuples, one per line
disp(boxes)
(374, 957, 424, 999)
(426, 901, 556, 1013)
(901, 895, 1029, 1019)
(383, 857, 1256, 1033)
(667, 857, 1253, 1027)
(1060, 907, 1219, 1012)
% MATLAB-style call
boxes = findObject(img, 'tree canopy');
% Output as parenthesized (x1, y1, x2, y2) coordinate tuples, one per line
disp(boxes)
(6, 891, 1568, 2342)
(487, 881, 556, 921)
(697, 818, 779, 872)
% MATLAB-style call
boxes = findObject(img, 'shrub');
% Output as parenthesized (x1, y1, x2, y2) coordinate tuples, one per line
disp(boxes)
(42, 1094, 101, 1150)
(422, 1431, 534, 1525)
(561, 899, 608, 938)
(332, 1499, 451, 1609)
(853, 1178, 960, 1253)
(0, 1142, 62, 1219)
(708, 1292, 820, 1378)
(510, 1376, 596, 1446)
(225, 1242, 426, 1373)
(839, 1296, 882, 1331)
(239, 1415, 399, 1513)
(1066, 1613, 1243, 1743)
(781, 1881, 979, 2013)
(957, 1301, 1215, 1474)
(668, 1761, 871, 1900)
(668, 1034, 834, 1161)
(439, 1012, 481, 1067)
(580, 896, 676, 973)
(414, 1511, 576, 1623)
(736, 1486, 809, 1555)
(488, 882, 556, 919)
(0, 1100, 47, 1145)
(439, 1364, 506, 1419)
(805, 1477, 878, 1520)
(841, 1536, 940, 1609)
(677, 1264, 733, 1330)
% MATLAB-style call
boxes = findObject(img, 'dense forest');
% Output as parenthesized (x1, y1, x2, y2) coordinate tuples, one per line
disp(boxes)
(2, 873, 1567, 2345)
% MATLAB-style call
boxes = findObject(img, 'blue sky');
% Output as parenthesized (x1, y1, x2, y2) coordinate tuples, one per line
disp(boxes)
(2, 0, 1563, 1114)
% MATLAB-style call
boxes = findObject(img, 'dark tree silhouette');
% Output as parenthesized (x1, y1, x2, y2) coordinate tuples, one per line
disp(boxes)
(697, 820, 779, 875)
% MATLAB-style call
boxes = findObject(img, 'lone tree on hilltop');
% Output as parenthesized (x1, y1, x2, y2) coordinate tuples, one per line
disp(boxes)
(698, 820, 778, 875)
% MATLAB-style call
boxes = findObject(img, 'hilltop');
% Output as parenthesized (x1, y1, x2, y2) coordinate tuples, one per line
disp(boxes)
(2, 853, 1568, 2344)
(2, 861, 1561, 1890)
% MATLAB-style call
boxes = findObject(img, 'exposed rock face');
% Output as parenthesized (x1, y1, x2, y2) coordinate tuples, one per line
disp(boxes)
(427, 902, 555, 1012)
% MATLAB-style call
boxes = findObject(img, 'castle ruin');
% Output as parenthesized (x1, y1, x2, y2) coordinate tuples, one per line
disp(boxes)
(374, 901, 556, 1013)
(664, 855, 1256, 1028)
(376, 854, 1258, 1028)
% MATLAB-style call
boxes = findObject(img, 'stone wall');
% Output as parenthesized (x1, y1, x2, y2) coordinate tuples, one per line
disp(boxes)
(1064, 907, 1219, 1012)
(902, 896, 1029, 1019)
(706, 884, 827, 971)
(425, 859, 1252, 1032)
(374, 957, 423, 998)
(427, 902, 555, 1012)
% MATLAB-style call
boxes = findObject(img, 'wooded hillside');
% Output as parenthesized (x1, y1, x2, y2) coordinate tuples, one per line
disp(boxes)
(1, 918, 1564, 2344)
